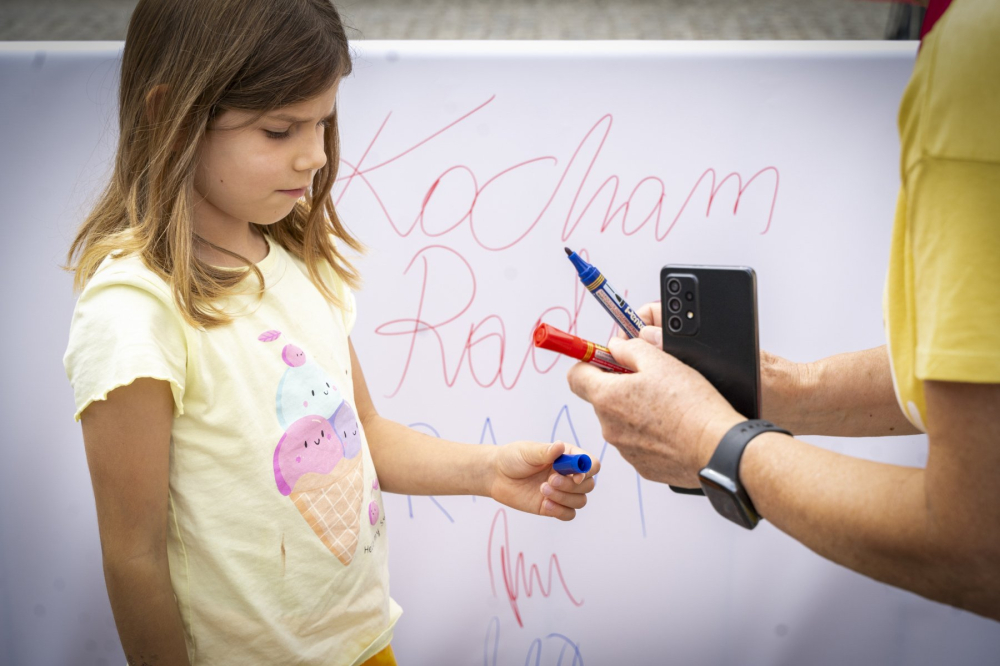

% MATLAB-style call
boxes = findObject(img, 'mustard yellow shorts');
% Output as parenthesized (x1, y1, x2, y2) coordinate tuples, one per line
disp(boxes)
(361, 644, 396, 666)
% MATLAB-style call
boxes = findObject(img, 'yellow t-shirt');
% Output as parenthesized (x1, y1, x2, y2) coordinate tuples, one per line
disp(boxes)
(64, 235, 401, 665)
(885, 0, 1000, 432)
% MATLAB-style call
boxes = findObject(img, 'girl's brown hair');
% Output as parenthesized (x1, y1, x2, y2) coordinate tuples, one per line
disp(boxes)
(66, 0, 361, 327)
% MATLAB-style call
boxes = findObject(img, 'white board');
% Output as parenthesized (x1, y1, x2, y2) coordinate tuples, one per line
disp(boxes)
(2, 41, 999, 666)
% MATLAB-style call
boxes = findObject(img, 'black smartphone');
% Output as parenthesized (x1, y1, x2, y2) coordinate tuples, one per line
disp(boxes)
(660, 265, 760, 495)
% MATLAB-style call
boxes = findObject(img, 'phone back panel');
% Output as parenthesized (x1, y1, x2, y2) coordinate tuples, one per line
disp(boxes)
(660, 265, 760, 420)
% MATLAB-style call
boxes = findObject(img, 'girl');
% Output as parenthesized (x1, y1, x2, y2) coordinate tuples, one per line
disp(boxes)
(62, 1, 599, 665)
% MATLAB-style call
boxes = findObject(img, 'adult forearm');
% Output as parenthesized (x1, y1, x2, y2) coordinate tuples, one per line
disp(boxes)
(103, 553, 191, 666)
(740, 432, 999, 619)
(763, 346, 919, 437)
(364, 415, 494, 497)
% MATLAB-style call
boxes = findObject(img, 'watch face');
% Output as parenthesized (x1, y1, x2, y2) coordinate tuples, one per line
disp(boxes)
(699, 469, 758, 530)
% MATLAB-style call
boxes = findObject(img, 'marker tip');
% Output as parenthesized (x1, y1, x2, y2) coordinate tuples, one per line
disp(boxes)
(564, 247, 573, 256)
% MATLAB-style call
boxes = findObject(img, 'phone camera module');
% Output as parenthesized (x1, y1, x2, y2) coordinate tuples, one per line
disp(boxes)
(667, 278, 681, 294)
(668, 316, 683, 333)
(667, 297, 682, 313)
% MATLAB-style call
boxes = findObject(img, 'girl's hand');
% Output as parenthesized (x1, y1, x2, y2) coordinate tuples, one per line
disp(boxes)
(489, 441, 600, 521)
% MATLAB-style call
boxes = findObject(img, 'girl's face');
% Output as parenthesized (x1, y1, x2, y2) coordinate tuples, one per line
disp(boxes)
(192, 81, 340, 230)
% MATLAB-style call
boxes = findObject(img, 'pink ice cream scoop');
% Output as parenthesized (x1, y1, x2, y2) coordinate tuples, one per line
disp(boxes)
(282, 343, 306, 368)
(273, 415, 344, 495)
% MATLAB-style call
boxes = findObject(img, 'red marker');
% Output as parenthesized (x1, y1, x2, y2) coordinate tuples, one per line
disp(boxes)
(533, 324, 632, 374)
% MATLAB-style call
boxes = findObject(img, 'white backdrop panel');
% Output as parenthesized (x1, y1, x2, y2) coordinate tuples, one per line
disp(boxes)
(1, 41, 998, 666)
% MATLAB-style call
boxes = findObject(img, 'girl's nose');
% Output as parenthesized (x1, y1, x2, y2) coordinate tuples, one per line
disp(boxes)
(294, 129, 328, 173)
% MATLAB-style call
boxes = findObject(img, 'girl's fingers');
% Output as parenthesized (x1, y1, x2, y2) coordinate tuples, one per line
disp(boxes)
(540, 499, 577, 522)
(548, 474, 596, 494)
(540, 482, 590, 509)
(559, 447, 601, 483)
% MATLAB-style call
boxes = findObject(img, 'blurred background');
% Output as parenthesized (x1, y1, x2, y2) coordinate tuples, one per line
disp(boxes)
(2, 0, 926, 41)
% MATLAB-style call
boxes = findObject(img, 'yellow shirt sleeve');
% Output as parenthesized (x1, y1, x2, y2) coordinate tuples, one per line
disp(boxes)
(885, 0, 1000, 431)
(909, 158, 1000, 383)
(63, 258, 188, 421)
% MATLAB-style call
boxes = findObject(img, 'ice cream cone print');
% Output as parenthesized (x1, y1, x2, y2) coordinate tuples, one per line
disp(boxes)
(289, 454, 363, 565)
(266, 336, 366, 565)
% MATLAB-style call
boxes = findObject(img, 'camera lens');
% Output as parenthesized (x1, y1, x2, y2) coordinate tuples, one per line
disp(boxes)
(668, 316, 682, 332)
(667, 278, 681, 294)
(685, 291, 694, 301)
(668, 297, 682, 313)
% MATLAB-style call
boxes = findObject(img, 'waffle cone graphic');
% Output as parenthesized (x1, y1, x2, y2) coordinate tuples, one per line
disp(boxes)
(289, 454, 363, 565)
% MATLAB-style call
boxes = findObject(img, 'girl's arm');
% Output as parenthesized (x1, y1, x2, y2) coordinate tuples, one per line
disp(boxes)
(349, 340, 599, 521)
(80, 378, 191, 666)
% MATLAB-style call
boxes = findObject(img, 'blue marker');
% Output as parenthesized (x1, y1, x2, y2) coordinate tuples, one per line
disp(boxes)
(553, 454, 592, 476)
(565, 248, 646, 338)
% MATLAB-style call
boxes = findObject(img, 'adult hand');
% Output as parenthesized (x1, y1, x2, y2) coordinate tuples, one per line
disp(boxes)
(489, 441, 601, 521)
(568, 326, 744, 488)
(616, 302, 808, 433)
(615, 301, 661, 340)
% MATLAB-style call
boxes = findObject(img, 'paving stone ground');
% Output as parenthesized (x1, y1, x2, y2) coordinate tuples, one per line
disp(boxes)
(1, 0, 901, 41)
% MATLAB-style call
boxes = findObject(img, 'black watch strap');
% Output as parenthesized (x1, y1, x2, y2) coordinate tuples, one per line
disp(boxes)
(709, 420, 790, 483)
(703, 419, 791, 527)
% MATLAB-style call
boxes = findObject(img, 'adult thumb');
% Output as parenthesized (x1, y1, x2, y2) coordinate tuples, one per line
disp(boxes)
(639, 325, 663, 349)
(607, 337, 657, 371)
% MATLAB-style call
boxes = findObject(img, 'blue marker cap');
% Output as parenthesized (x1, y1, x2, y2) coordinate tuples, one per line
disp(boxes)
(564, 248, 601, 287)
(553, 453, 593, 476)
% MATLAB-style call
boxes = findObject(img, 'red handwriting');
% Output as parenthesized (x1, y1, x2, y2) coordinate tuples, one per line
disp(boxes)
(374, 246, 598, 397)
(336, 96, 780, 247)
(347, 98, 781, 393)
(487, 508, 584, 628)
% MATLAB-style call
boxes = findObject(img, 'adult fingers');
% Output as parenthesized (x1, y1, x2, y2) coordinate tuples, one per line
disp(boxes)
(637, 301, 661, 327)
(606, 336, 664, 372)
(616, 302, 660, 340)
(566, 360, 608, 403)
(639, 325, 663, 349)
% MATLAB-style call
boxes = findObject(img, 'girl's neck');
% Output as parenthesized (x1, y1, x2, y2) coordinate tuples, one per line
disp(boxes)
(194, 221, 270, 267)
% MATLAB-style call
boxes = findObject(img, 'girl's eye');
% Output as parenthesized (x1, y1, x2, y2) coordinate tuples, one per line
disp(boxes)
(264, 129, 290, 139)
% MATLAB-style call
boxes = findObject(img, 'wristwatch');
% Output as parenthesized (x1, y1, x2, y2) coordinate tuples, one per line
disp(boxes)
(698, 419, 791, 530)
